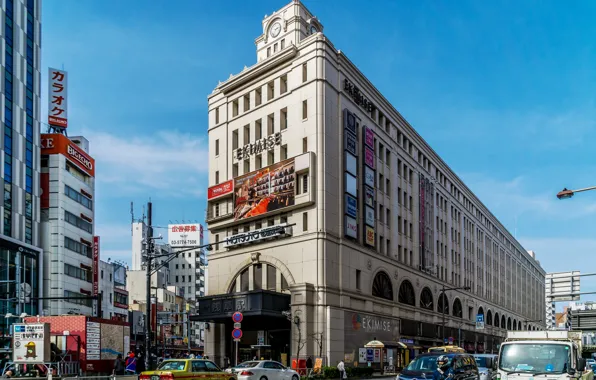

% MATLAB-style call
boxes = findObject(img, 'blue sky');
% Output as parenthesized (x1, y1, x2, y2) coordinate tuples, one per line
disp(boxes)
(42, 1, 596, 301)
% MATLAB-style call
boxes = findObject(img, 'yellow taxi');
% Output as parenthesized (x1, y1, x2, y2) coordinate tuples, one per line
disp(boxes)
(140, 359, 236, 380)
(428, 345, 466, 353)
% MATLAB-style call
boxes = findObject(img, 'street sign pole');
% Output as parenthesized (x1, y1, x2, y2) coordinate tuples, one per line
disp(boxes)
(232, 312, 243, 366)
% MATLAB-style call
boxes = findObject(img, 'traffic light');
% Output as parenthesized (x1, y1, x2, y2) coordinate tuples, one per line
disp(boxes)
(566, 308, 572, 330)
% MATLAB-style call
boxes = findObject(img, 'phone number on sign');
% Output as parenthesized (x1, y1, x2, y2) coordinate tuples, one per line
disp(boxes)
(171, 240, 198, 246)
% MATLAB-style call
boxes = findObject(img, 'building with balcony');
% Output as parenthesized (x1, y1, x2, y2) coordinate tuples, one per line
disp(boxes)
(199, 0, 547, 368)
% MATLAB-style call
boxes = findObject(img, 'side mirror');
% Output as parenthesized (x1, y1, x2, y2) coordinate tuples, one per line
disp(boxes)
(578, 358, 586, 372)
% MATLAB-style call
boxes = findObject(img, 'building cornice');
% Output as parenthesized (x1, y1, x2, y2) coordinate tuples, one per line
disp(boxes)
(213, 45, 298, 97)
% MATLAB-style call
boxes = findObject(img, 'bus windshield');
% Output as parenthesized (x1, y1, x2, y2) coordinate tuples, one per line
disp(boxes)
(499, 343, 571, 374)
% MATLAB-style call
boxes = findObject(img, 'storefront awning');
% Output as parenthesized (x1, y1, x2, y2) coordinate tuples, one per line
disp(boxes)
(380, 341, 414, 349)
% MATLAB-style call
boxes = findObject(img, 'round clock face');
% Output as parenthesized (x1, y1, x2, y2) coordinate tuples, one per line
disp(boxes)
(270, 22, 281, 38)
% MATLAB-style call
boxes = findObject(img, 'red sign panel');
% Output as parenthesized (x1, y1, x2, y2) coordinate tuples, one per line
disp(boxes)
(208, 180, 234, 200)
(93, 237, 99, 296)
(41, 133, 95, 177)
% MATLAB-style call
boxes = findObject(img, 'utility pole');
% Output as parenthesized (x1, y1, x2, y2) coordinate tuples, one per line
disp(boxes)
(145, 201, 153, 371)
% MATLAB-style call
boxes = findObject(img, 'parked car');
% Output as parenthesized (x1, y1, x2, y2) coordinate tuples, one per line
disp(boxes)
(397, 352, 480, 380)
(473, 354, 498, 380)
(226, 360, 299, 380)
(140, 359, 235, 380)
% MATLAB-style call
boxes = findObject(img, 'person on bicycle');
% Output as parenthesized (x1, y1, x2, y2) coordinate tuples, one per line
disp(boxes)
(433, 355, 453, 380)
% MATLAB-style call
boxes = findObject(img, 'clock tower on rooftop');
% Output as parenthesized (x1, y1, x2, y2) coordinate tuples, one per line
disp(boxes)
(255, 0, 323, 62)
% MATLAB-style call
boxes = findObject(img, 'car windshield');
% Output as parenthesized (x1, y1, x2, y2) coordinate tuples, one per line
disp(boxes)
(235, 361, 260, 368)
(475, 357, 488, 368)
(406, 356, 446, 372)
(157, 361, 187, 371)
(499, 344, 570, 374)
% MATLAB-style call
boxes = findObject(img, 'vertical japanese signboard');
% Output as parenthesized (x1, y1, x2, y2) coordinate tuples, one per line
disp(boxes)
(343, 109, 359, 241)
(362, 126, 375, 247)
(48, 68, 68, 128)
(419, 174, 435, 272)
(93, 236, 99, 317)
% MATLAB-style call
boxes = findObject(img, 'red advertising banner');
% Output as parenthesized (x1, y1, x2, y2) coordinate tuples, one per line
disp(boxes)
(93, 236, 99, 296)
(207, 179, 234, 200)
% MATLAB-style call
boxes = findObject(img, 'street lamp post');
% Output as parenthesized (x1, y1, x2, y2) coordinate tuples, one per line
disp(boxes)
(556, 186, 596, 200)
(440, 286, 471, 342)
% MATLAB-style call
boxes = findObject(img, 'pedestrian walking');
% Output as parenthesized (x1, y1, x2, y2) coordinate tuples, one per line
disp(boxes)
(113, 354, 125, 375)
(125, 352, 137, 374)
(337, 360, 345, 380)
(306, 357, 313, 375)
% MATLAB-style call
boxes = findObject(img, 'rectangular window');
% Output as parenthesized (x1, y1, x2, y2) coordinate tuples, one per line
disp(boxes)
(215, 107, 220, 124)
(280, 75, 288, 94)
(256, 154, 262, 169)
(281, 107, 288, 130)
(233, 163, 239, 177)
(267, 47, 271, 57)
(215, 171, 220, 184)
(232, 99, 239, 117)
(215, 139, 220, 156)
(303, 137, 308, 153)
(267, 81, 275, 101)
(268, 151, 274, 166)
(280, 39, 285, 49)
(274, 43, 278, 53)
(64, 236, 92, 258)
(65, 290, 93, 308)
(255, 88, 262, 106)
(302, 100, 308, 119)
(65, 210, 93, 233)
(302, 174, 309, 194)
(267, 113, 275, 135)
(244, 159, 250, 174)
(232, 129, 239, 150)
(302, 63, 307, 82)
(244, 124, 250, 145)
(281, 145, 287, 160)
(243, 93, 250, 112)
(356, 270, 361, 290)
(255, 119, 262, 139)
(303, 212, 308, 232)
(65, 185, 93, 209)
(64, 263, 92, 282)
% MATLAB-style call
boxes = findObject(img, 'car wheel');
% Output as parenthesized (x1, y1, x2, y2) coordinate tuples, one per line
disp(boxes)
(292, 375, 299, 380)
(260, 377, 268, 380)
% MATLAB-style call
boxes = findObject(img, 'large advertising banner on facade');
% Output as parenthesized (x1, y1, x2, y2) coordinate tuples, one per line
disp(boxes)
(41, 133, 95, 177)
(233, 157, 296, 221)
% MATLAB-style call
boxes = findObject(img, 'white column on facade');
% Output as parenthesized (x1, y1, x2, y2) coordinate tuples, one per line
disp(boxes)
(262, 264, 268, 290)
(248, 264, 255, 291)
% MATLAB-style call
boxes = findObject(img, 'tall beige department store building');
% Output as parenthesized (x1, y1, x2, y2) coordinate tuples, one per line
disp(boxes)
(196, 0, 546, 369)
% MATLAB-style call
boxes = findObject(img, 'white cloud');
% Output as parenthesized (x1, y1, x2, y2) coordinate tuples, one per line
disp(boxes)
(95, 223, 133, 242)
(81, 129, 208, 197)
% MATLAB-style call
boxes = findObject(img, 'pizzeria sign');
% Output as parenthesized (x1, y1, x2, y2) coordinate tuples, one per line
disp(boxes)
(224, 223, 292, 249)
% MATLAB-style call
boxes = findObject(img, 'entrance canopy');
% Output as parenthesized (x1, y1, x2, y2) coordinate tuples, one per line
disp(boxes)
(190, 289, 291, 324)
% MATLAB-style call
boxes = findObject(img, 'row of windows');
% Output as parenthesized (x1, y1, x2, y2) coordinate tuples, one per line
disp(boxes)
(65, 211, 93, 234)
(64, 236, 92, 258)
(64, 290, 92, 308)
(24, 0, 35, 245)
(65, 185, 93, 210)
(4, 0, 15, 238)
(214, 62, 308, 125)
(114, 291, 128, 306)
(64, 263, 91, 282)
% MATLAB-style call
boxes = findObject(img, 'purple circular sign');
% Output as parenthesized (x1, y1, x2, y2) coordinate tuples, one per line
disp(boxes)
(232, 312, 243, 323)
(232, 328, 243, 339)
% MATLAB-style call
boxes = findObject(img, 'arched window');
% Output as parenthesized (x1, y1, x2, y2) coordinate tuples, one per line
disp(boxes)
(478, 307, 484, 319)
(513, 319, 517, 331)
(453, 298, 463, 318)
(507, 317, 512, 330)
(494, 312, 500, 328)
(518, 321, 522, 331)
(501, 315, 506, 329)
(438, 293, 449, 314)
(420, 287, 433, 310)
(486, 310, 493, 325)
(229, 263, 289, 293)
(398, 280, 415, 306)
(372, 271, 394, 301)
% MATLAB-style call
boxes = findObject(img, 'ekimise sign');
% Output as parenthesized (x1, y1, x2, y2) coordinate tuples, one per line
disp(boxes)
(41, 133, 95, 177)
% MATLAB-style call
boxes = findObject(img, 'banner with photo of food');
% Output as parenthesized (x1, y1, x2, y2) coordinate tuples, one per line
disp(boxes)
(233, 157, 296, 221)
